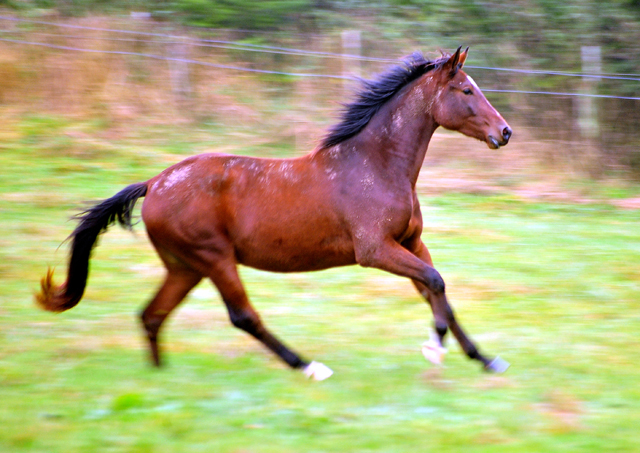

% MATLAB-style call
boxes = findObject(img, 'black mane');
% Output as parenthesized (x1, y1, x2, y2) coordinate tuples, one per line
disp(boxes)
(322, 52, 446, 148)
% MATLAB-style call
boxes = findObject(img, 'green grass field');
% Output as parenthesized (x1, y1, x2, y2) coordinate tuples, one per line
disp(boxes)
(1, 115, 639, 452)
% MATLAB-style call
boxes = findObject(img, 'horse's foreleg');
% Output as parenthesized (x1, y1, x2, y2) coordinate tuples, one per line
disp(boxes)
(358, 239, 507, 372)
(409, 241, 508, 372)
(357, 239, 449, 348)
(140, 268, 202, 367)
(412, 279, 490, 366)
(210, 263, 333, 380)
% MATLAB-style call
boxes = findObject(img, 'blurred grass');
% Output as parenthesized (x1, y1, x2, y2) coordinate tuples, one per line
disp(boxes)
(1, 114, 640, 452)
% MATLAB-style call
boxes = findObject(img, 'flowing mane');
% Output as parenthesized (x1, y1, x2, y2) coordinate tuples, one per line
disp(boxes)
(321, 52, 449, 148)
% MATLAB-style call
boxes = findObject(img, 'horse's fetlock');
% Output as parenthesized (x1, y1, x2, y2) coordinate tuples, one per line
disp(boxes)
(140, 311, 163, 336)
(466, 345, 480, 360)
(435, 321, 448, 338)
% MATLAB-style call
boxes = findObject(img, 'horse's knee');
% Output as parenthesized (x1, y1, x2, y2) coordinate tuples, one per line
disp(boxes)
(229, 308, 262, 334)
(425, 268, 445, 294)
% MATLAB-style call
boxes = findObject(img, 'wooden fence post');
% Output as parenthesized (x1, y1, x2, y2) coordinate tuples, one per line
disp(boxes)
(168, 37, 191, 110)
(577, 45, 601, 139)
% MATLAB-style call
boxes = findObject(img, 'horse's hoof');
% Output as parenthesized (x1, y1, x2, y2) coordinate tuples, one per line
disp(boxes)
(303, 361, 333, 381)
(421, 340, 447, 365)
(484, 356, 510, 373)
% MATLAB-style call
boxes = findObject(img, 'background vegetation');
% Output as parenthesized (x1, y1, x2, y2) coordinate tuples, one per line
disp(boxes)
(1, 0, 640, 175)
(1, 2, 640, 452)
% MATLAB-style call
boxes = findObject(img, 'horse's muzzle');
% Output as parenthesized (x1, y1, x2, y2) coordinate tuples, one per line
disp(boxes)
(487, 126, 512, 149)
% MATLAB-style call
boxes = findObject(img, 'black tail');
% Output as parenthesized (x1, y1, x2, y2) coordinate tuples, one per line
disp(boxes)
(36, 183, 148, 312)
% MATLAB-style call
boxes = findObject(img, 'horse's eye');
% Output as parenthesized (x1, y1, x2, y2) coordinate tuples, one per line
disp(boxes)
(463, 88, 473, 95)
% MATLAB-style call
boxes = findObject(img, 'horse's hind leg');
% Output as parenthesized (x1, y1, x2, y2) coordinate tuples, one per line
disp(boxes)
(140, 268, 202, 366)
(209, 261, 332, 380)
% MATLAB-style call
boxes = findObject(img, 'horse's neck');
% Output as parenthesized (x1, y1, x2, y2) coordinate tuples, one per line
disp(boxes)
(364, 80, 438, 187)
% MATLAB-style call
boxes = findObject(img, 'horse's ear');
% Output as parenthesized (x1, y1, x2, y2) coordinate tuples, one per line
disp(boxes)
(442, 46, 463, 78)
(458, 47, 469, 68)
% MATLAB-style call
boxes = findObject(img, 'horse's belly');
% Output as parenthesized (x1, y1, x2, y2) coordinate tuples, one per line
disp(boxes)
(233, 228, 356, 272)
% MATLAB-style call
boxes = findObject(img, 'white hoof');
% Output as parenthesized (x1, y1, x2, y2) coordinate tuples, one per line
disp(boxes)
(421, 340, 447, 365)
(485, 356, 510, 373)
(302, 361, 333, 381)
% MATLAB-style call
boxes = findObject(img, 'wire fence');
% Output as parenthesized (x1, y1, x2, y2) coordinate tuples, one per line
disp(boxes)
(2, 36, 639, 101)
(1, 14, 640, 102)
(0, 36, 350, 79)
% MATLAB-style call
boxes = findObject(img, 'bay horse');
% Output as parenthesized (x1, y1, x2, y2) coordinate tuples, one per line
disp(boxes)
(37, 47, 512, 380)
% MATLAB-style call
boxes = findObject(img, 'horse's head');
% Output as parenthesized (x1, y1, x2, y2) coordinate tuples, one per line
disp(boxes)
(430, 47, 512, 149)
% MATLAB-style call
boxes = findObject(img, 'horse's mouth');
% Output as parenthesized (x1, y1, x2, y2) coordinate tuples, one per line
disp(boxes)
(487, 135, 508, 150)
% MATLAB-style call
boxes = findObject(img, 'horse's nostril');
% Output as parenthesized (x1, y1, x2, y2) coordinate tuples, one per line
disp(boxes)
(502, 127, 512, 141)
